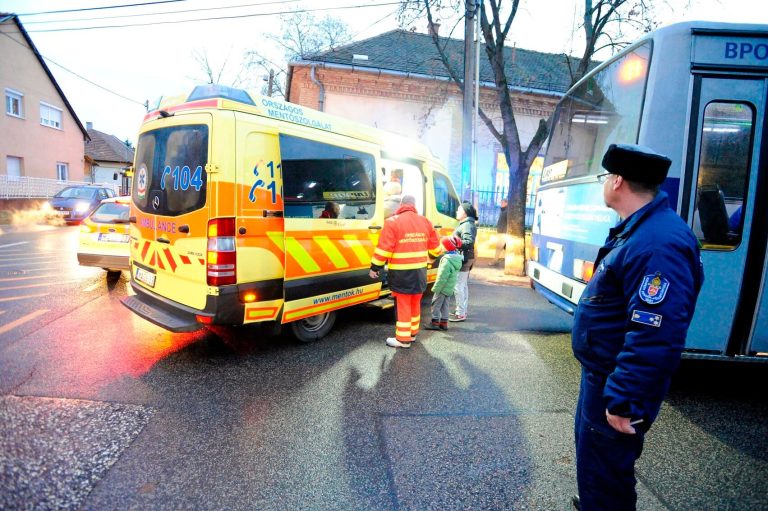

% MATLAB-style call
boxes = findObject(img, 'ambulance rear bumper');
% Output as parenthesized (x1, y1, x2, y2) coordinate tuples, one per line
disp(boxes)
(122, 289, 204, 333)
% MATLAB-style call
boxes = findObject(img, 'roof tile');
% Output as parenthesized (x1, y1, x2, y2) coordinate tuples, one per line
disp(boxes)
(305, 29, 582, 93)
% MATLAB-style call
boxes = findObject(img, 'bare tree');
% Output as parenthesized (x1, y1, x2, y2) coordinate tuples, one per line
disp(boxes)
(245, 11, 353, 98)
(400, 0, 655, 275)
(189, 47, 248, 87)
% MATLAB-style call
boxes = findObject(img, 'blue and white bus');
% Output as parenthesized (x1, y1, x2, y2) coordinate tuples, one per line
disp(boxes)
(527, 21, 768, 360)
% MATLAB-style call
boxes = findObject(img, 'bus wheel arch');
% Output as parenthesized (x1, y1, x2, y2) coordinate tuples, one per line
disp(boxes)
(290, 311, 337, 342)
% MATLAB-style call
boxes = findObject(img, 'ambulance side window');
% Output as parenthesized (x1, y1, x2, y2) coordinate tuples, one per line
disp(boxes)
(280, 134, 376, 220)
(434, 172, 459, 217)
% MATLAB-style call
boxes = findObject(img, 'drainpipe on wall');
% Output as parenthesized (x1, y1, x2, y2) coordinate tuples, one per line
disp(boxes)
(310, 64, 325, 112)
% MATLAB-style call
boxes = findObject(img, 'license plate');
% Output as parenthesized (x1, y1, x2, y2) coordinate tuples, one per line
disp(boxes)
(135, 267, 156, 288)
(99, 233, 129, 243)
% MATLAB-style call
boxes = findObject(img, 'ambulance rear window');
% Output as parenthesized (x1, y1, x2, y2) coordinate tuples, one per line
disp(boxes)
(132, 125, 208, 216)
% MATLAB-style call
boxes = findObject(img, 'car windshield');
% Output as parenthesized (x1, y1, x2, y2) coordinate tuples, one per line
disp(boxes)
(55, 187, 98, 199)
(90, 202, 130, 223)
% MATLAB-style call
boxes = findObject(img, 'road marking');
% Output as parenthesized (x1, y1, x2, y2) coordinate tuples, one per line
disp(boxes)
(84, 282, 101, 292)
(0, 267, 57, 274)
(0, 242, 29, 249)
(0, 275, 56, 283)
(0, 261, 65, 268)
(0, 253, 72, 261)
(0, 281, 78, 291)
(0, 309, 49, 335)
(0, 293, 49, 303)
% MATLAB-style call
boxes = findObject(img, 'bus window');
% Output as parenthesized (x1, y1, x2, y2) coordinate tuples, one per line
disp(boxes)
(692, 102, 754, 249)
(543, 42, 651, 184)
(280, 135, 376, 220)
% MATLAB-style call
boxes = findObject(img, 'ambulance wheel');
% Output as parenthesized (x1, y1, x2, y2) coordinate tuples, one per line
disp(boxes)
(290, 311, 337, 342)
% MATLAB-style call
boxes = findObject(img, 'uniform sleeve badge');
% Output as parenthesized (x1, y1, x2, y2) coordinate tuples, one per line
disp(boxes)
(638, 272, 669, 304)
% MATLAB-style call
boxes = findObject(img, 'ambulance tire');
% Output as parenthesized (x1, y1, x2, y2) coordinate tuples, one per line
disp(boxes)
(290, 311, 337, 343)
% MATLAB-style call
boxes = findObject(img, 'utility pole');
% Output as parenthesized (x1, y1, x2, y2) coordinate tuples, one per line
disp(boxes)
(461, 0, 477, 202)
(471, 1, 481, 207)
(267, 68, 275, 97)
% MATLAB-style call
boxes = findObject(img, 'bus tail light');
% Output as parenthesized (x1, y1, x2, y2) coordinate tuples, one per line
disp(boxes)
(582, 261, 595, 282)
(574, 259, 595, 282)
(207, 218, 236, 286)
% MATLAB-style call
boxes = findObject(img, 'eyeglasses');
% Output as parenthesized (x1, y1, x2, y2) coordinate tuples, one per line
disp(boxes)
(596, 172, 613, 184)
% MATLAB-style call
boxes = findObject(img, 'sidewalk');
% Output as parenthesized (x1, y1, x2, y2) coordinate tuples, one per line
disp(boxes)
(470, 256, 532, 288)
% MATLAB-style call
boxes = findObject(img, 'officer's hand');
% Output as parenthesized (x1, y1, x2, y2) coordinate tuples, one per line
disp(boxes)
(605, 409, 637, 435)
(369, 270, 380, 279)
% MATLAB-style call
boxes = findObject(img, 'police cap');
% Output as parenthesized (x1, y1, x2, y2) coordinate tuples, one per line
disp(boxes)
(601, 144, 671, 185)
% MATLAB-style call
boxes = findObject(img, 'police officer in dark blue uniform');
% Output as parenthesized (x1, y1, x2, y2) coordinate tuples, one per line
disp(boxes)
(572, 144, 704, 510)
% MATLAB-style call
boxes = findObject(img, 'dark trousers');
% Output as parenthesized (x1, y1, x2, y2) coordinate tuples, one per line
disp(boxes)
(575, 369, 645, 511)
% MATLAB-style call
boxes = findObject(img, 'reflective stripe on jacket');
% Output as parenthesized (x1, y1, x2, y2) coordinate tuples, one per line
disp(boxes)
(370, 204, 440, 294)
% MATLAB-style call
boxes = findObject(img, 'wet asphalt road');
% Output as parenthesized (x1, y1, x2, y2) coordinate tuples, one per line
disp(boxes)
(0, 225, 766, 510)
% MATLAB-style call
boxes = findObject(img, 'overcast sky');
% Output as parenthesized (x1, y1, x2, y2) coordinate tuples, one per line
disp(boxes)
(2, 0, 767, 144)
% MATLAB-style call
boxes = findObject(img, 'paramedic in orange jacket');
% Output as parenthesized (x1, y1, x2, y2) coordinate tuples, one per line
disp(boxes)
(369, 195, 441, 348)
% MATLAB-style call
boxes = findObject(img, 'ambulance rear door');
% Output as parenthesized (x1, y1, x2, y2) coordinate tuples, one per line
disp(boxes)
(130, 113, 213, 311)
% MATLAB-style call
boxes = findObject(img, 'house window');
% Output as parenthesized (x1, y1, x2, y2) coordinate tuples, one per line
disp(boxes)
(6, 156, 22, 179)
(40, 102, 62, 129)
(56, 162, 68, 181)
(5, 89, 23, 118)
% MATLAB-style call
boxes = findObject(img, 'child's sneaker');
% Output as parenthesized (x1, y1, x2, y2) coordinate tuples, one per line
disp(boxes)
(424, 321, 441, 330)
(449, 314, 466, 322)
(439, 321, 448, 330)
(386, 337, 412, 348)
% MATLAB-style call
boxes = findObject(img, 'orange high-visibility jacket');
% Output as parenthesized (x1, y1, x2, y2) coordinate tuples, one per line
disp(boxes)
(370, 204, 441, 294)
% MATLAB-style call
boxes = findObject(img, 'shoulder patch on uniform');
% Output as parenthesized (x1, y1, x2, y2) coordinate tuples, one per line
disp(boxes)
(638, 272, 669, 304)
(631, 310, 662, 327)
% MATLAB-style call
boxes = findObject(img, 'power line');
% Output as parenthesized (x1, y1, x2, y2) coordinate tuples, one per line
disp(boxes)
(20, 0, 301, 25)
(0, 29, 146, 107)
(25, 1, 403, 33)
(43, 56, 147, 107)
(17, 0, 189, 17)
(350, 6, 402, 40)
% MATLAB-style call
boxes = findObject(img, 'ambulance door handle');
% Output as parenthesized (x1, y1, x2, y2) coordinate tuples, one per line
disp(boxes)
(179, 225, 190, 233)
(157, 237, 170, 244)
(368, 225, 382, 230)
(434, 224, 442, 229)
(129, 216, 137, 223)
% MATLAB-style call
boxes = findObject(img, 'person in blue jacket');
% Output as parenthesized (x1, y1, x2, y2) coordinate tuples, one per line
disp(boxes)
(571, 144, 704, 511)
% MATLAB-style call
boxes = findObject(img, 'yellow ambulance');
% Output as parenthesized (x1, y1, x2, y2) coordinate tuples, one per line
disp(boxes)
(121, 85, 460, 341)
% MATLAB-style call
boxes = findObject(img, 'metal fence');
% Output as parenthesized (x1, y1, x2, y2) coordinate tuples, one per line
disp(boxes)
(0, 175, 119, 199)
(473, 189, 535, 229)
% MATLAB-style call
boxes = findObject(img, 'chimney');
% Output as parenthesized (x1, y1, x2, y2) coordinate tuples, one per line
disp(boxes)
(86, 121, 93, 130)
(428, 21, 441, 37)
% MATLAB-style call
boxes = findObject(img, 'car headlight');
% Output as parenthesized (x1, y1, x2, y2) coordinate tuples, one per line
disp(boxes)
(74, 202, 91, 213)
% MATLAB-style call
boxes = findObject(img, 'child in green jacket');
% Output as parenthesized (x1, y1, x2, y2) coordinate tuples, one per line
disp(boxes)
(425, 236, 463, 330)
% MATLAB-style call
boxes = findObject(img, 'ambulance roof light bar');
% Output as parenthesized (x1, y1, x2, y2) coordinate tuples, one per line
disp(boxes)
(187, 84, 255, 106)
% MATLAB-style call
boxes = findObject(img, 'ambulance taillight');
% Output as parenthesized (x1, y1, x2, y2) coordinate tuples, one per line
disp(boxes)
(207, 218, 236, 286)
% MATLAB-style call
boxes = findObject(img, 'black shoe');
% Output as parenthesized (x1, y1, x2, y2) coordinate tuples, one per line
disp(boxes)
(424, 323, 441, 330)
(571, 495, 580, 510)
